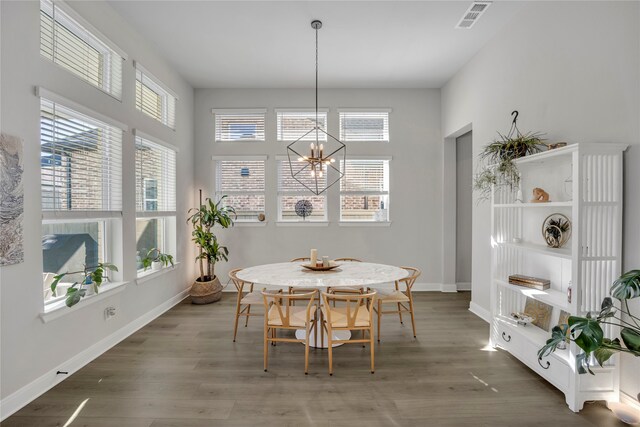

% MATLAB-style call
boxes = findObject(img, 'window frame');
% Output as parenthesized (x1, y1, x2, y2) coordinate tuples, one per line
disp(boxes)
(212, 155, 268, 223)
(133, 130, 178, 276)
(339, 156, 391, 223)
(276, 157, 328, 223)
(212, 109, 267, 143)
(39, 0, 127, 100)
(275, 108, 329, 142)
(338, 109, 391, 143)
(135, 61, 178, 130)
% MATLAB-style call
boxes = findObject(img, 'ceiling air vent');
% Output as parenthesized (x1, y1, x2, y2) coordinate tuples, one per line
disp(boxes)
(455, 1, 491, 29)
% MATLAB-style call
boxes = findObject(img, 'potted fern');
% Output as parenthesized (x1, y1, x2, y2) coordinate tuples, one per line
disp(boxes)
(187, 191, 235, 304)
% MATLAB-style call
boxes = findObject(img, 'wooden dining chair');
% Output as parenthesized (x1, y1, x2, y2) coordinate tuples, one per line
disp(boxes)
(229, 268, 280, 342)
(321, 291, 377, 376)
(369, 267, 421, 342)
(290, 257, 310, 262)
(262, 290, 318, 374)
(328, 258, 364, 305)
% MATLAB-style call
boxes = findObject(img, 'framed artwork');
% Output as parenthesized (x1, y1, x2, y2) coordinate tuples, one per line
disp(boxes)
(0, 133, 24, 266)
(524, 298, 553, 331)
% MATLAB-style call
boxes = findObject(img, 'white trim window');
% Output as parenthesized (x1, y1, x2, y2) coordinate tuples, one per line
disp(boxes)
(40, 95, 124, 305)
(277, 159, 327, 222)
(213, 109, 266, 142)
(339, 110, 390, 142)
(135, 62, 178, 129)
(40, 0, 126, 100)
(340, 158, 390, 222)
(276, 109, 328, 142)
(214, 157, 266, 222)
(135, 131, 177, 275)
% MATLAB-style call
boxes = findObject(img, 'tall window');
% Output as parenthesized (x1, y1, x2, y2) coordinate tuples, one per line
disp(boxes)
(278, 159, 327, 222)
(214, 158, 266, 222)
(135, 62, 177, 129)
(276, 110, 327, 141)
(40, 0, 125, 99)
(213, 109, 266, 142)
(340, 159, 390, 222)
(135, 132, 177, 274)
(40, 93, 123, 304)
(339, 110, 390, 142)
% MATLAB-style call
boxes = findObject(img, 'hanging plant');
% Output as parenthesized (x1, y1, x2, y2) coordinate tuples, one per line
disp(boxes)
(473, 111, 546, 200)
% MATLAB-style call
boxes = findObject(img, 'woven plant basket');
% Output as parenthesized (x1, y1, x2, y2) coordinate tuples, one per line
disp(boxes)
(190, 275, 223, 304)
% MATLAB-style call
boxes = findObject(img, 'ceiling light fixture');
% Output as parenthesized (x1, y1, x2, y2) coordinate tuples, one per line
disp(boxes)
(287, 20, 345, 196)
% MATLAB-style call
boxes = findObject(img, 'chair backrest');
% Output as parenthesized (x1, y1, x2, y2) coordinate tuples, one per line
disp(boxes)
(334, 257, 362, 262)
(228, 268, 246, 292)
(290, 257, 310, 262)
(398, 266, 421, 291)
(321, 291, 377, 328)
(262, 290, 317, 327)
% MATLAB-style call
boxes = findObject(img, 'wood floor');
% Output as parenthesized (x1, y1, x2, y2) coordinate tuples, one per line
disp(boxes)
(3, 292, 625, 426)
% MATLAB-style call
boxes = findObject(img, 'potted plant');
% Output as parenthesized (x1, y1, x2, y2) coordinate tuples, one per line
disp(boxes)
(50, 262, 118, 307)
(539, 269, 640, 374)
(141, 248, 175, 271)
(187, 191, 235, 304)
(474, 112, 546, 200)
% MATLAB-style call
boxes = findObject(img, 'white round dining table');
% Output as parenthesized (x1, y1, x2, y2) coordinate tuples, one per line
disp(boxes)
(236, 261, 408, 348)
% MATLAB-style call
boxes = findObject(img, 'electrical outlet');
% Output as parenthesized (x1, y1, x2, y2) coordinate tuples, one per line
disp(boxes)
(105, 306, 116, 319)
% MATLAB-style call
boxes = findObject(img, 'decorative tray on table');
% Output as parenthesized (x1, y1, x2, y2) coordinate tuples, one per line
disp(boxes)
(301, 261, 340, 271)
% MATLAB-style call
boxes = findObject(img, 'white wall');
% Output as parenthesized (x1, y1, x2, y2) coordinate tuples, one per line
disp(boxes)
(441, 1, 640, 399)
(194, 89, 442, 287)
(455, 131, 472, 285)
(0, 0, 195, 413)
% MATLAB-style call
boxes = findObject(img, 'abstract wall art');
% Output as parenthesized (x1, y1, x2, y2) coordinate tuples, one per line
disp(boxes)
(0, 133, 24, 266)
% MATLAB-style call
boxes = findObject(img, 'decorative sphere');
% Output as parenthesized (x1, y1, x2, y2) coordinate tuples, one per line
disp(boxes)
(295, 200, 313, 219)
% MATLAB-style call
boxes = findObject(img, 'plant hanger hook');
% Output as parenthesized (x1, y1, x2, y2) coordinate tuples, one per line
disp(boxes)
(508, 110, 521, 138)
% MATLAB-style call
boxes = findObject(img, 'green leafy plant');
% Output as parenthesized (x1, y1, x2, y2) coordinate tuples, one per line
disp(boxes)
(539, 270, 640, 374)
(141, 248, 175, 271)
(474, 131, 546, 200)
(51, 263, 118, 307)
(187, 194, 236, 282)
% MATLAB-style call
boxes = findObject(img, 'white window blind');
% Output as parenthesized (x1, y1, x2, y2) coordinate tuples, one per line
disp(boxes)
(214, 159, 265, 221)
(277, 160, 327, 221)
(135, 63, 177, 129)
(276, 111, 327, 141)
(213, 110, 266, 142)
(135, 136, 177, 213)
(40, 0, 124, 99)
(340, 159, 390, 222)
(339, 111, 390, 142)
(40, 98, 123, 214)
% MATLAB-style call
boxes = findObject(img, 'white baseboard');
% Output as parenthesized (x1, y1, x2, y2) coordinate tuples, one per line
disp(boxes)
(469, 301, 491, 323)
(456, 282, 472, 291)
(0, 288, 190, 421)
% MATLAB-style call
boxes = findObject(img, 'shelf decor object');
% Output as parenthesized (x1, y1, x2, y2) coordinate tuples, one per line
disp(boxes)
(542, 213, 571, 248)
(490, 142, 628, 412)
(286, 20, 346, 196)
(509, 274, 550, 290)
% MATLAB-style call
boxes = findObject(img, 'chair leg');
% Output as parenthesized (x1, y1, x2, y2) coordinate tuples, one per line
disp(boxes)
(264, 326, 269, 372)
(370, 326, 375, 374)
(245, 304, 251, 327)
(272, 328, 276, 346)
(377, 300, 382, 342)
(233, 300, 242, 342)
(362, 329, 366, 348)
(327, 324, 334, 376)
(408, 294, 417, 338)
(304, 323, 310, 375)
(395, 282, 404, 324)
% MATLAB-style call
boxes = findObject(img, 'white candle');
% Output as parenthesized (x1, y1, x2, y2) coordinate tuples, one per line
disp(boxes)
(322, 256, 329, 267)
(310, 249, 317, 266)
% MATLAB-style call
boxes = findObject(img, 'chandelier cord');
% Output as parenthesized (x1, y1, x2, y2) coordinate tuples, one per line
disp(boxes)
(315, 24, 319, 142)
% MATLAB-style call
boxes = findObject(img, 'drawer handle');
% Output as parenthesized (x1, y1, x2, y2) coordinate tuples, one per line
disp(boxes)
(501, 332, 511, 342)
(538, 357, 550, 370)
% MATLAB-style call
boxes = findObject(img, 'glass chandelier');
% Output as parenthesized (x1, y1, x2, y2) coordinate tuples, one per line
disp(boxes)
(287, 20, 346, 195)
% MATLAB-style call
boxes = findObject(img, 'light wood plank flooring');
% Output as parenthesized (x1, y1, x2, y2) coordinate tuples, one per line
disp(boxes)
(3, 293, 625, 426)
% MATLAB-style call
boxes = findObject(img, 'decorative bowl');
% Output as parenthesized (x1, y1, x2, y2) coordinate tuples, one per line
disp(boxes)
(301, 262, 340, 271)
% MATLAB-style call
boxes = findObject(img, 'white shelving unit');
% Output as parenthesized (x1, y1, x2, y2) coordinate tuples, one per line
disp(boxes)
(490, 142, 628, 412)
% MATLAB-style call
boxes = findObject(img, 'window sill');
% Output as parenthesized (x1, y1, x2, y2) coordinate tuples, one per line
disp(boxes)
(235, 221, 268, 227)
(276, 221, 329, 227)
(339, 221, 392, 227)
(136, 262, 181, 285)
(40, 281, 129, 323)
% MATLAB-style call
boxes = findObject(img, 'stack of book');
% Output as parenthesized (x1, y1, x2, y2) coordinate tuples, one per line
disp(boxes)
(508, 274, 550, 290)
